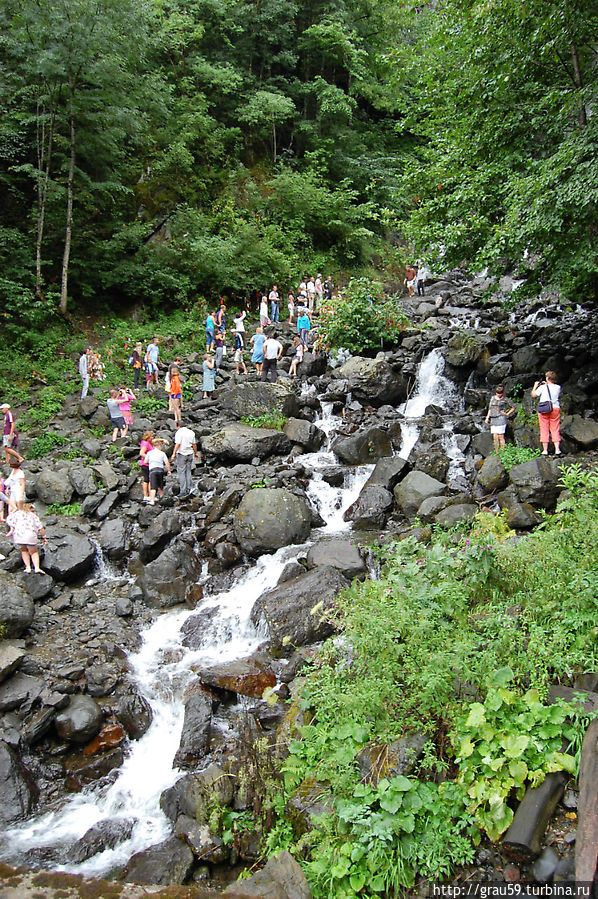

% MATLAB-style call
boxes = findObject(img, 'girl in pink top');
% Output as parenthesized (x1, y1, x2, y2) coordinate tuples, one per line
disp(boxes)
(139, 430, 154, 502)
(118, 387, 136, 426)
(6, 502, 48, 573)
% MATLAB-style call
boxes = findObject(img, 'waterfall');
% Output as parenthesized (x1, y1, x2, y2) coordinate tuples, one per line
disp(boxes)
(1, 399, 373, 878)
(397, 349, 462, 463)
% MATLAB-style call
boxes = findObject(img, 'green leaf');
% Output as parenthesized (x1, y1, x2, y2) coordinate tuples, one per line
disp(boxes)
(491, 666, 514, 687)
(459, 735, 475, 759)
(547, 752, 576, 775)
(350, 873, 366, 892)
(501, 734, 530, 758)
(465, 703, 486, 728)
(509, 759, 528, 784)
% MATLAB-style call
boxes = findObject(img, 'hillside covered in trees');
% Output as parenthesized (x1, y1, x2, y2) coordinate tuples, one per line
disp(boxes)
(1, 0, 597, 321)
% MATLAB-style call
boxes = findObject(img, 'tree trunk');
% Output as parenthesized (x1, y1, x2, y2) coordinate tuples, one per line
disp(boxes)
(60, 98, 75, 315)
(35, 99, 54, 299)
(570, 41, 587, 129)
(272, 119, 277, 163)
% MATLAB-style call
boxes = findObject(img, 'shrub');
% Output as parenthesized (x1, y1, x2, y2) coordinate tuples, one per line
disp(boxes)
(46, 502, 82, 517)
(317, 278, 409, 353)
(241, 413, 287, 431)
(28, 432, 69, 459)
(496, 444, 541, 470)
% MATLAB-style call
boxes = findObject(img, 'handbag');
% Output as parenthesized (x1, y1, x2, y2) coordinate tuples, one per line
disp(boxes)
(537, 383, 553, 415)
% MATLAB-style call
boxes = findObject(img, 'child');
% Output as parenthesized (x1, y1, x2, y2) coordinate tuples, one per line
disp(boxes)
(289, 338, 304, 377)
(169, 366, 182, 425)
(214, 331, 226, 373)
(139, 430, 154, 503)
(203, 353, 216, 399)
(233, 330, 247, 375)
(485, 384, 516, 451)
(145, 438, 171, 506)
(0, 474, 8, 522)
(6, 501, 48, 573)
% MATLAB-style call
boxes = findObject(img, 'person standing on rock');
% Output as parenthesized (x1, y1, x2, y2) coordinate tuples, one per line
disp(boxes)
(139, 430, 154, 502)
(404, 264, 417, 297)
(269, 285, 280, 323)
(118, 386, 136, 431)
(202, 353, 216, 398)
(131, 342, 143, 388)
(416, 263, 429, 296)
(485, 384, 515, 452)
(2, 403, 18, 462)
(262, 334, 283, 382)
(6, 501, 47, 573)
(214, 331, 226, 374)
(250, 327, 266, 376)
(259, 295, 269, 327)
(5, 456, 26, 511)
(324, 276, 333, 301)
(307, 276, 316, 313)
(287, 290, 295, 324)
(106, 389, 128, 441)
(232, 330, 248, 375)
(315, 274, 323, 310)
(216, 304, 226, 335)
(205, 310, 216, 352)
(297, 308, 311, 347)
(78, 348, 90, 398)
(168, 366, 183, 425)
(145, 337, 160, 387)
(171, 422, 199, 497)
(146, 438, 171, 506)
(531, 371, 562, 456)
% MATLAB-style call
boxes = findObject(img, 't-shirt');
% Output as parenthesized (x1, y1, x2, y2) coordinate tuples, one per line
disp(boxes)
(175, 427, 196, 456)
(234, 313, 246, 332)
(145, 448, 168, 471)
(264, 338, 282, 360)
(538, 383, 561, 409)
(6, 469, 25, 503)
(146, 343, 160, 365)
(260, 300, 268, 318)
(106, 397, 123, 420)
(79, 354, 88, 377)
(169, 373, 181, 397)
(139, 439, 152, 466)
(6, 509, 42, 546)
(3, 411, 14, 436)
(297, 313, 311, 332)
(269, 290, 279, 302)
(307, 281, 316, 295)
(488, 395, 512, 427)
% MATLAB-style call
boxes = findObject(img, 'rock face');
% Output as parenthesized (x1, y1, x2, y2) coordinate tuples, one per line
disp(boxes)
(334, 356, 407, 406)
(54, 695, 103, 744)
(0, 583, 34, 638)
(173, 689, 213, 769)
(138, 542, 202, 608)
(42, 532, 96, 582)
(35, 469, 74, 505)
(0, 740, 38, 824)
(123, 835, 195, 886)
(251, 565, 349, 649)
(509, 457, 561, 510)
(234, 488, 312, 556)
(217, 380, 299, 418)
(563, 415, 598, 448)
(333, 426, 392, 464)
(198, 657, 276, 699)
(283, 418, 325, 452)
(201, 423, 291, 461)
(224, 849, 311, 898)
(306, 537, 366, 579)
(394, 471, 447, 519)
(343, 485, 393, 529)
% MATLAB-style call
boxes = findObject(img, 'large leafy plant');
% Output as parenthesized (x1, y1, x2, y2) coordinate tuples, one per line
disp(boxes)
(317, 278, 409, 353)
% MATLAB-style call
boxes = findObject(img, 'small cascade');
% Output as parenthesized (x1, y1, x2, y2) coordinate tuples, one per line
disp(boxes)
(89, 538, 125, 583)
(397, 349, 461, 460)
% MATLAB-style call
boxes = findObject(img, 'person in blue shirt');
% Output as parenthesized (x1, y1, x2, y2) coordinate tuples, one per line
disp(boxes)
(205, 312, 215, 352)
(297, 310, 311, 346)
(145, 337, 160, 387)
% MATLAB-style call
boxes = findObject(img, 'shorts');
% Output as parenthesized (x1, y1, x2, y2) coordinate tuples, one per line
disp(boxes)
(149, 469, 165, 490)
(490, 425, 506, 435)
(110, 417, 126, 429)
(2, 436, 12, 447)
(168, 394, 181, 411)
(141, 465, 150, 483)
(234, 349, 243, 362)
(17, 543, 37, 551)
(407, 279, 416, 288)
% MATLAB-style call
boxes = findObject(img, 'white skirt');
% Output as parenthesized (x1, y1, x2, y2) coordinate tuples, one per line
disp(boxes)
(491, 425, 506, 435)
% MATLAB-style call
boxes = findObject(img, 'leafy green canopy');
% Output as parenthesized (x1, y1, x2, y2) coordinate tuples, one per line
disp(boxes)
(398, 0, 598, 299)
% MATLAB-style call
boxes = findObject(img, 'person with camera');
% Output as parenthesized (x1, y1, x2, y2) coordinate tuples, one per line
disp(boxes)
(531, 371, 561, 456)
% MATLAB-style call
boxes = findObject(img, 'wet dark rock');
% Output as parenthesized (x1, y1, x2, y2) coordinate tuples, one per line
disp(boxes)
(173, 688, 213, 770)
(85, 664, 119, 697)
(333, 426, 392, 464)
(278, 560, 306, 583)
(343, 485, 393, 529)
(306, 537, 365, 579)
(509, 457, 561, 510)
(216, 380, 300, 419)
(98, 517, 130, 561)
(20, 570, 55, 601)
(532, 847, 560, 882)
(0, 582, 35, 638)
(201, 423, 291, 462)
(54, 694, 103, 743)
(21, 706, 57, 745)
(394, 471, 447, 519)
(138, 542, 202, 608)
(319, 467, 345, 487)
(174, 814, 227, 863)
(503, 772, 566, 861)
(415, 495, 450, 523)
(69, 466, 97, 496)
(445, 330, 491, 367)
(215, 541, 242, 568)
(42, 532, 96, 582)
(234, 488, 311, 556)
(115, 597, 133, 616)
(434, 503, 477, 526)
(477, 455, 509, 493)
(64, 746, 124, 791)
(575, 717, 598, 882)
(116, 690, 153, 740)
(561, 414, 598, 449)
(96, 490, 120, 518)
(139, 510, 182, 562)
(0, 739, 38, 824)
(198, 656, 276, 699)
(79, 396, 99, 419)
(283, 418, 325, 452)
(36, 469, 74, 505)
(333, 356, 407, 407)
(68, 816, 136, 863)
(181, 606, 224, 650)
(92, 460, 120, 490)
(122, 835, 194, 885)
(205, 487, 243, 525)
(472, 431, 495, 458)
(0, 673, 44, 712)
(160, 764, 234, 824)
(0, 643, 25, 684)
(497, 486, 540, 529)
(81, 492, 104, 516)
(224, 849, 311, 897)
(251, 565, 349, 650)
(366, 456, 409, 491)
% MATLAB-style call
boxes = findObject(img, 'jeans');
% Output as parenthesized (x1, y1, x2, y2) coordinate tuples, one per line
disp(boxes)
(133, 367, 140, 388)
(177, 453, 194, 494)
(206, 329, 215, 347)
(81, 375, 89, 398)
(262, 358, 278, 382)
(270, 301, 279, 323)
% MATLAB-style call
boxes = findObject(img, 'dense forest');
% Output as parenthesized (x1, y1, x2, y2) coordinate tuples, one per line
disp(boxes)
(1, 0, 597, 321)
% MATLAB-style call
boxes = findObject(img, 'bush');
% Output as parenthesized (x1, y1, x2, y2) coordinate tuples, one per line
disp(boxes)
(241, 413, 287, 431)
(317, 278, 409, 353)
(28, 432, 69, 459)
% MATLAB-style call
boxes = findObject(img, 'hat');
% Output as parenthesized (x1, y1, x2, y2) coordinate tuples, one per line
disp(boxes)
(1, 403, 10, 410)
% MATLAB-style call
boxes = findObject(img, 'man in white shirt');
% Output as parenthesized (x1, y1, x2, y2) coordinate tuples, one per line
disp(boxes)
(315, 274, 323, 310)
(79, 348, 90, 398)
(261, 336, 283, 382)
(269, 285, 280, 323)
(171, 422, 199, 497)
(306, 277, 316, 313)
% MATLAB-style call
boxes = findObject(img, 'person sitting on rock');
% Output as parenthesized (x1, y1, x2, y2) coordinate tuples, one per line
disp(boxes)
(485, 384, 515, 452)
(289, 338, 304, 378)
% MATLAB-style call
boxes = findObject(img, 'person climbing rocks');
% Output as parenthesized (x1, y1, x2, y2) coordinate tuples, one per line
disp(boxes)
(145, 336, 160, 387)
(139, 430, 154, 502)
(2, 403, 18, 462)
(168, 366, 183, 425)
(404, 264, 417, 297)
(170, 421, 199, 497)
(262, 334, 283, 382)
(78, 348, 90, 398)
(485, 384, 516, 451)
(106, 389, 128, 441)
(145, 438, 171, 505)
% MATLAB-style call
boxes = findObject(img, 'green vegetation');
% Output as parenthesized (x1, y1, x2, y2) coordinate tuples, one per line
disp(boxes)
(496, 445, 541, 471)
(45, 501, 82, 517)
(27, 432, 69, 459)
(318, 279, 409, 354)
(257, 464, 598, 895)
(241, 413, 287, 431)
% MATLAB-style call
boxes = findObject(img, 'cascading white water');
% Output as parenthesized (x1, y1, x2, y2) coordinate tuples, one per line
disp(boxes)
(398, 348, 461, 460)
(1, 399, 372, 877)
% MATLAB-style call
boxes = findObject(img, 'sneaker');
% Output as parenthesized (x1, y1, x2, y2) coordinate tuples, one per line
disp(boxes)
(149, 500, 155, 506)
(142, 497, 150, 503)
(24, 567, 31, 573)
(34, 568, 42, 574)
(541, 451, 548, 455)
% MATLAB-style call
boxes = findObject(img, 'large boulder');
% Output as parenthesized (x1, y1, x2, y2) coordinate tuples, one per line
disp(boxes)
(306, 537, 366, 580)
(0, 673, 43, 712)
(54, 695, 103, 744)
(224, 850, 311, 898)
(92, 461, 120, 490)
(283, 418, 325, 452)
(161, 764, 234, 823)
(476, 455, 509, 493)
(116, 690, 153, 740)
(394, 471, 447, 519)
(217, 380, 299, 418)
(366, 457, 409, 491)
(42, 532, 96, 582)
(138, 542, 202, 608)
(69, 466, 97, 497)
(0, 740, 38, 824)
(201, 423, 291, 462)
(198, 656, 276, 699)
(99, 517, 130, 561)
(35, 469, 74, 505)
(343, 485, 394, 529)
(435, 503, 477, 526)
(333, 427, 392, 464)
(173, 689, 213, 770)
(334, 356, 407, 407)
(139, 510, 181, 563)
(234, 488, 311, 557)
(123, 836, 194, 886)
(68, 817, 136, 864)
(497, 486, 540, 529)
(445, 330, 491, 368)
(0, 583, 34, 638)
(0, 643, 25, 684)
(251, 565, 349, 649)
(562, 415, 598, 449)
(508, 457, 561, 510)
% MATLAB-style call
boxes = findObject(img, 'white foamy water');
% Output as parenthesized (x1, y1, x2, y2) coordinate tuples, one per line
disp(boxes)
(398, 349, 461, 459)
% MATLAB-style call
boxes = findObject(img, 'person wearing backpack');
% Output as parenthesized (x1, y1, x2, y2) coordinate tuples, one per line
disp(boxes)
(531, 371, 561, 456)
